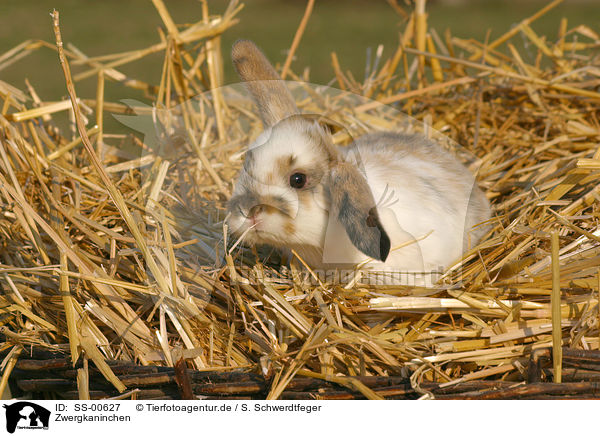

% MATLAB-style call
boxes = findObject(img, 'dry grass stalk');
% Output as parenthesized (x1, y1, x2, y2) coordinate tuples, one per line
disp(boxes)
(0, 345, 22, 398)
(414, 0, 427, 86)
(280, 0, 316, 80)
(76, 357, 90, 400)
(551, 231, 563, 383)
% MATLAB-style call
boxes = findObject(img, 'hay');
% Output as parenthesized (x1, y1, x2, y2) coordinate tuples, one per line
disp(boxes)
(0, 0, 599, 399)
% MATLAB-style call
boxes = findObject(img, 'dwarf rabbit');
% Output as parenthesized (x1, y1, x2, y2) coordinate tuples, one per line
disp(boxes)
(227, 40, 491, 285)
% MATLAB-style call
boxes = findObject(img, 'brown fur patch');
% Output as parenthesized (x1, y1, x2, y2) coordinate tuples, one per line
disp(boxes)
(262, 204, 279, 215)
(284, 221, 296, 236)
(275, 155, 295, 176)
(265, 172, 276, 185)
(298, 190, 313, 210)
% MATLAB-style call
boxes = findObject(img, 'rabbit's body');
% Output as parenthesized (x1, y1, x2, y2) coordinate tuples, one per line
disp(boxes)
(330, 132, 490, 282)
(227, 40, 491, 285)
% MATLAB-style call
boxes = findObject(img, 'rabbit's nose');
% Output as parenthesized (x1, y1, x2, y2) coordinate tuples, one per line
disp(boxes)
(248, 204, 266, 218)
(248, 204, 267, 227)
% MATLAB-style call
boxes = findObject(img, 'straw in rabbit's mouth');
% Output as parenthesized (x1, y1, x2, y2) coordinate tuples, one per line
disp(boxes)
(233, 219, 275, 245)
(230, 223, 260, 251)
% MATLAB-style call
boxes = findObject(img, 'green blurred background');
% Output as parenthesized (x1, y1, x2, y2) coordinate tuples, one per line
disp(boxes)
(0, 0, 598, 105)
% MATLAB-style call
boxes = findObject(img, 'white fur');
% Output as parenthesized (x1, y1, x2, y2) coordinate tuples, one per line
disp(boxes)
(229, 127, 491, 286)
(228, 41, 491, 286)
(228, 121, 329, 248)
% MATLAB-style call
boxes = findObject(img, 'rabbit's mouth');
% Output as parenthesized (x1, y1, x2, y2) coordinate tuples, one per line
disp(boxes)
(242, 226, 286, 247)
(230, 211, 287, 245)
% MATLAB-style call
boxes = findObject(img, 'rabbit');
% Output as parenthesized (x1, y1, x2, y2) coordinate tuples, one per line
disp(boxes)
(226, 40, 491, 285)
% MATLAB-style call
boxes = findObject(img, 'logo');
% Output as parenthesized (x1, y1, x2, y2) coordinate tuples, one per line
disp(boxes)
(3, 402, 50, 433)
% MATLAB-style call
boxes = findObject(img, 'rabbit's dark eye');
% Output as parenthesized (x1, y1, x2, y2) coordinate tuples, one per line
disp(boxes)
(289, 172, 307, 189)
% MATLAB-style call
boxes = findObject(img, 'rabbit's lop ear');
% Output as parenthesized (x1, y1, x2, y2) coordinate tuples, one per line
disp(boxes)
(329, 162, 391, 262)
(232, 40, 298, 127)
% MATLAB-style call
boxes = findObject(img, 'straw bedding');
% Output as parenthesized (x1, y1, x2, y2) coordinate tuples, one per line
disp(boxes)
(0, 0, 599, 399)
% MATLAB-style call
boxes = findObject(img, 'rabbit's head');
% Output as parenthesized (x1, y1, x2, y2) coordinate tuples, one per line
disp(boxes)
(227, 40, 390, 263)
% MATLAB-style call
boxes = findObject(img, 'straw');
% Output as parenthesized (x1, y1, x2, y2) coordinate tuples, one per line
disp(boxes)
(281, 0, 316, 80)
(0, 0, 598, 399)
(551, 231, 563, 383)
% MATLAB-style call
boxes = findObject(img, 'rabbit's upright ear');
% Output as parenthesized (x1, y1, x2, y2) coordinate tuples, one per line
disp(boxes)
(329, 162, 390, 262)
(232, 40, 298, 127)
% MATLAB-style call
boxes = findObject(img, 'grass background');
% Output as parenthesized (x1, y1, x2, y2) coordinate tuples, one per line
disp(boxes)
(1, 0, 598, 107)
